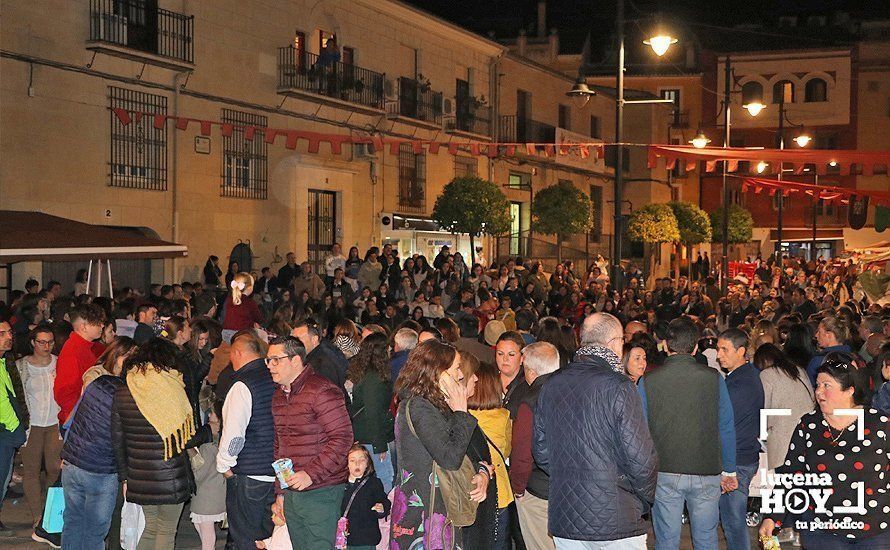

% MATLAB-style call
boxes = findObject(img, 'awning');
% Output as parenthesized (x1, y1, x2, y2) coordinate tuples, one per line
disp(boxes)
(0, 211, 187, 262)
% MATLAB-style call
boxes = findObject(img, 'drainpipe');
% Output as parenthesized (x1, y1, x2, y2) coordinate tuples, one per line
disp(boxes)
(171, 71, 186, 282)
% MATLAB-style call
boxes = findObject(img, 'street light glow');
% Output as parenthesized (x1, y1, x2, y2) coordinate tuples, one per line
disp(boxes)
(643, 34, 677, 57)
(756, 161, 767, 173)
(690, 130, 711, 149)
(794, 131, 812, 147)
(743, 101, 765, 117)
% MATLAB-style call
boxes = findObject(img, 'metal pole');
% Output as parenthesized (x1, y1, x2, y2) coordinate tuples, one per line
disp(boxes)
(613, 0, 625, 291)
(107, 260, 114, 300)
(776, 95, 785, 263)
(721, 56, 731, 293)
(812, 174, 818, 262)
(96, 259, 102, 298)
(86, 259, 93, 296)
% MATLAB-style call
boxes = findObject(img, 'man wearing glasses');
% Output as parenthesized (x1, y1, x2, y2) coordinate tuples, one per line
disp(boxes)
(216, 331, 276, 549)
(266, 336, 352, 550)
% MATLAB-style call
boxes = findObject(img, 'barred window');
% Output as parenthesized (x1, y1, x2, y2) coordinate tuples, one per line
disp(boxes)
(221, 109, 268, 199)
(454, 156, 477, 178)
(398, 143, 426, 213)
(109, 87, 167, 190)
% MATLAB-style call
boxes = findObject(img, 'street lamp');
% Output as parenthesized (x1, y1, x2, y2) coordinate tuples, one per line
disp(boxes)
(793, 130, 812, 148)
(756, 161, 768, 174)
(565, 4, 677, 290)
(690, 129, 711, 149)
(742, 101, 766, 117)
(566, 77, 596, 109)
(774, 82, 811, 261)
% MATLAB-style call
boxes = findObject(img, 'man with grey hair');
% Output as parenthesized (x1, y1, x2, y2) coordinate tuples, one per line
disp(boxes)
(510, 341, 561, 549)
(390, 327, 417, 382)
(534, 313, 657, 548)
(859, 315, 884, 362)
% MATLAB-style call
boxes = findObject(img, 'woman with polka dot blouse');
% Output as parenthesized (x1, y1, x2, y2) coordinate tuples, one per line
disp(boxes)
(759, 354, 890, 548)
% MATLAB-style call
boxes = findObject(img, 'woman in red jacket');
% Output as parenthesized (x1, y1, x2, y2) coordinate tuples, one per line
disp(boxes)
(222, 273, 263, 343)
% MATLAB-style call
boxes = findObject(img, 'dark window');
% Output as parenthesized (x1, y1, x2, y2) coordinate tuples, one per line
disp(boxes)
(741, 81, 763, 104)
(805, 78, 827, 102)
(816, 198, 835, 216)
(590, 115, 600, 139)
(398, 143, 426, 212)
(669, 139, 687, 178)
(221, 109, 268, 199)
(342, 47, 354, 65)
(507, 172, 530, 190)
(558, 104, 571, 130)
(814, 133, 838, 150)
(604, 146, 631, 173)
(589, 185, 603, 243)
(109, 86, 167, 190)
(773, 80, 795, 104)
(454, 156, 477, 178)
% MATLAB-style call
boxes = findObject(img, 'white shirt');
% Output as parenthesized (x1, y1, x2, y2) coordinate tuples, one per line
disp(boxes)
(216, 381, 275, 482)
(16, 356, 60, 427)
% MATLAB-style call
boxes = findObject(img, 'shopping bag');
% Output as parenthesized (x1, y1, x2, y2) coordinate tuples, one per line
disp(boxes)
(41, 486, 65, 533)
(120, 499, 146, 550)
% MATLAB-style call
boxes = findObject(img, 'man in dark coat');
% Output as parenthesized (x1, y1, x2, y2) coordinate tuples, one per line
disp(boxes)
(291, 321, 349, 404)
(534, 313, 657, 548)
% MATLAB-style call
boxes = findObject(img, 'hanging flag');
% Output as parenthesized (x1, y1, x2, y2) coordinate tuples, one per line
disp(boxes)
(848, 195, 869, 230)
(876, 205, 890, 233)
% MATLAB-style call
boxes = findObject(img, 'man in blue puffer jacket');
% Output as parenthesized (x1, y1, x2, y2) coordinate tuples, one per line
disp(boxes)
(60, 372, 124, 550)
(534, 313, 658, 549)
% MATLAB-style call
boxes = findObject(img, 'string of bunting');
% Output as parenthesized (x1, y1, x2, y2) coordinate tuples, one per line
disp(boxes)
(739, 176, 890, 208)
(110, 108, 608, 161)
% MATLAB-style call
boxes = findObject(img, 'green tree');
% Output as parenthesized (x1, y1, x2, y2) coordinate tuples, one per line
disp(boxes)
(530, 180, 593, 262)
(669, 201, 712, 279)
(627, 203, 680, 244)
(709, 204, 754, 244)
(432, 176, 512, 265)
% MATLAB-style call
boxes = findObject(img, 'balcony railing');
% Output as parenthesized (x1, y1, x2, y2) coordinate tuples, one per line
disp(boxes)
(450, 104, 491, 136)
(386, 77, 443, 124)
(669, 110, 690, 128)
(278, 46, 384, 110)
(88, 0, 194, 64)
(499, 115, 556, 143)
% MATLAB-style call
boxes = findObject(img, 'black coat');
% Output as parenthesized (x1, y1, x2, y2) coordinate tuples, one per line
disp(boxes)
(533, 354, 658, 541)
(111, 382, 199, 505)
(306, 340, 349, 404)
(341, 475, 390, 546)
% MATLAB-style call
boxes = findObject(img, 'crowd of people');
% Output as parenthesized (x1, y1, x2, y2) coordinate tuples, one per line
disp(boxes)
(0, 241, 887, 550)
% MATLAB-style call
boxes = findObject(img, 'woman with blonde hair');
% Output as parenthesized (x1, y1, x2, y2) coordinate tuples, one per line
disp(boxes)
(222, 272, 263, 343)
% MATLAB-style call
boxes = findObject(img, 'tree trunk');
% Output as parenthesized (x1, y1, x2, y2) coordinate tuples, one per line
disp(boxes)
(673, 242, 680, 281)
(470, 233, 476, 266)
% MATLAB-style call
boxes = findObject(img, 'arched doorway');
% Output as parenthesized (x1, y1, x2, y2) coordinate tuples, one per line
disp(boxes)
(229, 242, 254, 274)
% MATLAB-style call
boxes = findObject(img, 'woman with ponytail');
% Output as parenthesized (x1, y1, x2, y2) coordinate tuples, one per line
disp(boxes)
(222, 272, 263, 343)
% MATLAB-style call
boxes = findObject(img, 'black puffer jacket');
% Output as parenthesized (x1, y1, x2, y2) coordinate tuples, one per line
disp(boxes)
(533, 353, 658, 541)
(111, 382, 198, 505)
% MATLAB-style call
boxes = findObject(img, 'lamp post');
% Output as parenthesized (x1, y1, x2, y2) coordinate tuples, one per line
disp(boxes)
(567, 2, 676, 290)
(773, 83, 811, 263)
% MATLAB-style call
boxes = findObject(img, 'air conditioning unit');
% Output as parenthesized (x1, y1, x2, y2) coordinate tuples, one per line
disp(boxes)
(352, 142, 376, 160)
(93, 12, 128, 43)
(441, 96, 455, 117)
(383, 78, 399, 102)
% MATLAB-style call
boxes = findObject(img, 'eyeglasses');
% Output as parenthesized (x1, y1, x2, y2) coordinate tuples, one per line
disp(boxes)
(34, 339, 55, 346)
(265, 355, 296, 366)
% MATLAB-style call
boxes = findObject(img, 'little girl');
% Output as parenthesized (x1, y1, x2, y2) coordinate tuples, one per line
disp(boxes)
(338, 444, 390, 550)
(190, 403, 226, 550)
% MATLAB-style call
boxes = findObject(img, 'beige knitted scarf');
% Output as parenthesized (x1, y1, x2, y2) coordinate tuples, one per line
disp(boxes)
(127, 366, 195, 461)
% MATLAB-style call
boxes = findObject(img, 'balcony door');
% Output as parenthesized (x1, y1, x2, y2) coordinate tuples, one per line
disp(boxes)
(456, 79, 471, 131)
(517, 90, 531, 141)
(115, 0, 158, 53)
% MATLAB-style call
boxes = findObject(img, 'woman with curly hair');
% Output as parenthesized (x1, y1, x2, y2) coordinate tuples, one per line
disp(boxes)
(347, 332, 395, 492)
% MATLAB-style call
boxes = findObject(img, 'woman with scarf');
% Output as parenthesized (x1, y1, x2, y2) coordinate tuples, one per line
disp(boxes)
(111, 338, 207, 549)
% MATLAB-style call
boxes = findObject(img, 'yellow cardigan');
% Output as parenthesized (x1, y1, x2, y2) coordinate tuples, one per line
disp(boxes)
(470, 407, 513, 509)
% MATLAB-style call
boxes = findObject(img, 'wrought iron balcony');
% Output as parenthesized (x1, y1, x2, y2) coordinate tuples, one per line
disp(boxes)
(669, 110, 690, 128)
(385, 77, 443, 125)
(499, 115, 556, 144)
(278, 46, 385, 112)
(87, 0, 194, 69)
(447, 104, 491, 137)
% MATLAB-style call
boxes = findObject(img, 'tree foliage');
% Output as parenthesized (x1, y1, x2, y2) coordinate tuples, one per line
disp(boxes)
(627, 203, 679, 243)
(531, 180, 593, 238)
(432, 177, 511, 264)
(669, 201, 712, 245)
(709, 204, 754, 244)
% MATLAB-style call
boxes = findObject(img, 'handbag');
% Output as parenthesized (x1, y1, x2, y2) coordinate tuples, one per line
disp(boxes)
(405, 399, 479, 529)
(41, 486, 65, 533)
(335, 477, 369, 549)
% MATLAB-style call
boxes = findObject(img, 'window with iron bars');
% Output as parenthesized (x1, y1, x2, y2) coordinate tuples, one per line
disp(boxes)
(221, 109, 268, 199)
(398, 143, 426, 212)
(454, 156, 477, 178)
(109, 86, 167, 190)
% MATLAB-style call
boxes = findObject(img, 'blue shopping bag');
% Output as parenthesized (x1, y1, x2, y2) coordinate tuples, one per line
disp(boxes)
(41, 486, 65, 533)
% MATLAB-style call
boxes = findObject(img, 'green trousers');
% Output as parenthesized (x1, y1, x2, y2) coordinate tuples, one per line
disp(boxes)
(283, 484, 345, 550)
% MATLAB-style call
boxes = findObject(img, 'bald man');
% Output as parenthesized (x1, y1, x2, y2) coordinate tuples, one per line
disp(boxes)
(534, 313, 657, 548)
(217, 331, 277, 549)
(625, 320, 647, 343)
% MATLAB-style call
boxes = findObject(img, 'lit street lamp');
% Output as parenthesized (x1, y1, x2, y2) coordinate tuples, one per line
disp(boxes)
(690, 129, 711, 149)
